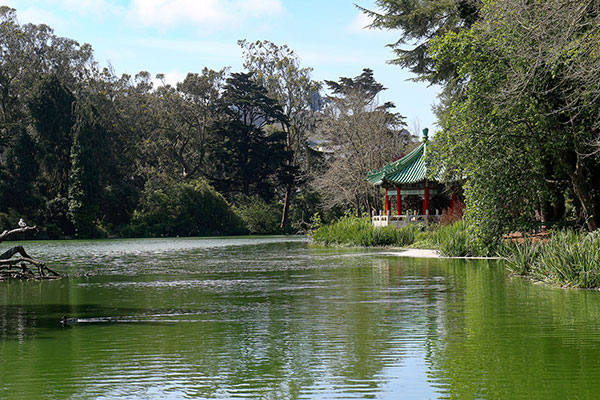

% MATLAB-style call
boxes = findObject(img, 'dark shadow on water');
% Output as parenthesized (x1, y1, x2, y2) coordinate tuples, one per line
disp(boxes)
(0, 304, 191, 340)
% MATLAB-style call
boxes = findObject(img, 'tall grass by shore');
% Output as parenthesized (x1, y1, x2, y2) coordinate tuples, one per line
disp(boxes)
(311, 216, 476, 255)
(504, 230, 600, 288)
(311, 216, 421, 247)
(312, 216, 600, 289)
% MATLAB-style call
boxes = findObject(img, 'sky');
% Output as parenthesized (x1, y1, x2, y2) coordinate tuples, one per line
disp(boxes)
(4, 0, 440, 135)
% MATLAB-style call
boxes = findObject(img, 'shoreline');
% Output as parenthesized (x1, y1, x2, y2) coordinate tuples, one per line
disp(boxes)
(381, 248, 503, 260)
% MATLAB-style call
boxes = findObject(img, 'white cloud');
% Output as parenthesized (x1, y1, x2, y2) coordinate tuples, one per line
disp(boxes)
(13, 6, 68, 30)
(349, 11, 374, 33)
(152, 70, 187, 87)
(56, 0, 126, 20)
(130, 0, 284, 31)
(133, 38, 240, 61)
(8, 0, 124, 21)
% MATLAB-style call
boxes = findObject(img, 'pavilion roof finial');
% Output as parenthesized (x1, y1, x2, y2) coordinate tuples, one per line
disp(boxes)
(422, 128, 429, 142)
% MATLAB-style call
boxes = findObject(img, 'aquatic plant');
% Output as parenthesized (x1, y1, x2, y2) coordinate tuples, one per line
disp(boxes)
(502, 239, 541, 275)
(311, 216, 422, 247)
(533, 230, 600, 288)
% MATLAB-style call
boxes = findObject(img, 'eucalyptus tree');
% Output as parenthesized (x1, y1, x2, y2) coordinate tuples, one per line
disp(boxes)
(239, 40, 322, 228)
(141, 68, 227, 182)
(28, 74, 75, 201)
(312, 69, 409, 216)
(0, 6, 93, 152)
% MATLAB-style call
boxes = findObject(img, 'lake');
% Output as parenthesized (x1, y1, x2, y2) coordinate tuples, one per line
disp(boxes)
(2, 236, 600, 399)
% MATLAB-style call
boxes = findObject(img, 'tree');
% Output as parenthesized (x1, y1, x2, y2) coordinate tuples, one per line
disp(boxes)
(0, 7, 92, 156)
(140, 69, 227, 181)
(68, 103, 109, 238)
(312, 69, 410, 216)
(208, 72, 291, 202)
(28, 74, 75, 200)
(429, 0, 600, 244)
(1, 128, 41, 216)
(360, 0, 482, 84)
(129, 178, 245, 237)
(239, 40, 322, 228)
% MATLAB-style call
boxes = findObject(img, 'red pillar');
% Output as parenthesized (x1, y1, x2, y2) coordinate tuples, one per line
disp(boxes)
(423, 180, 429, 215)
(385, 190, 390, 215)
(396, 185, 402, 215)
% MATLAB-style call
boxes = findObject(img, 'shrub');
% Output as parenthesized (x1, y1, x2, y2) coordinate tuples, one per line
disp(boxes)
(236, 196, 282, 234)
(126, 178, 245, 237)
(440, 200, 465, 226)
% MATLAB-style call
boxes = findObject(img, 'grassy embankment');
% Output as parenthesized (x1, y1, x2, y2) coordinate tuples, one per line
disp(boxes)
(311, 216, 600, 289)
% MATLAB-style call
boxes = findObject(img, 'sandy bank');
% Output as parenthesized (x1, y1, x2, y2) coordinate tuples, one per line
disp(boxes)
(380, 248, 502, 260)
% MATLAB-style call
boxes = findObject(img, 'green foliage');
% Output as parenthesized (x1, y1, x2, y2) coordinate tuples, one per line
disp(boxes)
(434, 220, 473, 257)
(503, 230, 600, 288)
(533, 231, 600, 288)
(1, 129, 42, 216)
(311, 216, 422, 247)
(502, 239, 541, 276)
(361, 0, 481, 84)
(235, 196, 282, 234)
(412, 220, 482, 257)
(127, 178, 245, 237)
(428, 0, 600, 242)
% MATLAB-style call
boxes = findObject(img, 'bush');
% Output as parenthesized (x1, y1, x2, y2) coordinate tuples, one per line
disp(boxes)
(236, 196, 282, 234)
(126, 178, 245, 237)
(440, 200, 465, 226)
(415, 220, 476, 257)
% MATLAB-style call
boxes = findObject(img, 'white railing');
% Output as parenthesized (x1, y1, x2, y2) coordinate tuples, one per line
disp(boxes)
(372, 211, 441, 227)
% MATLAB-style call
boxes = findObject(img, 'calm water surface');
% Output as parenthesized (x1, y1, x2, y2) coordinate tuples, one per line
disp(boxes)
(2, 236, 600, 399)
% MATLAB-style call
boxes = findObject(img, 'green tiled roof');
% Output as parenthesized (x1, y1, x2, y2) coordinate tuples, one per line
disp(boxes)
(367, 136, 437, 186)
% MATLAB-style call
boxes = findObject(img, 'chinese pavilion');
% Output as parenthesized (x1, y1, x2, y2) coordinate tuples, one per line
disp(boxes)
(367, 128, 457, 225)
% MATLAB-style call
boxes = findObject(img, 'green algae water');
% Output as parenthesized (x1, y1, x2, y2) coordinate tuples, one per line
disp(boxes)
(2, 237, 600, 399)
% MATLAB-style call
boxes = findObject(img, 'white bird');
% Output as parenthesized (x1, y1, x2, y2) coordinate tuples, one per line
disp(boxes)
(18, 218, 26, 228)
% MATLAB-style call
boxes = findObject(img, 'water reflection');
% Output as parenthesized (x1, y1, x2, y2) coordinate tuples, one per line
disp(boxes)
(2, 238, 600, 398)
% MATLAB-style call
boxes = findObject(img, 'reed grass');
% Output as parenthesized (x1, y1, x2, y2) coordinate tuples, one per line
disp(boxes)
(533, 230, 600, 288)
(502, 239, 541, 275)
(502, 230, 600, 288)
(312, 216, 600, 288)
(311, 216, 422, 247)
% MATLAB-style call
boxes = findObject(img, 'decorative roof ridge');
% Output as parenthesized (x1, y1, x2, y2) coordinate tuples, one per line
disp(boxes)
(367, 127, 433, 185)
(368, 141, 425, 180)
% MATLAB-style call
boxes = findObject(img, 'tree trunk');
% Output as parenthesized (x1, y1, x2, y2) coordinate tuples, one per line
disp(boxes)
(570, 157, 599, 231)
(280, 182, 293, 229)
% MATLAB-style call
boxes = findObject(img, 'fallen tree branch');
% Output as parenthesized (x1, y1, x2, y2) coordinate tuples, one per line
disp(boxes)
(0, 226, 38, 244)
(0, 225, 62, 280)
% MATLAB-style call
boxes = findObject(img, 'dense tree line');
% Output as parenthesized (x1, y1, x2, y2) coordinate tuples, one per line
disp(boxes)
(366, 0, 600, 248)
(0, 7, 411, 238)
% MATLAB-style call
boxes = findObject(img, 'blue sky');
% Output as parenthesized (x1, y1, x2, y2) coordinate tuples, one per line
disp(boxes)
(5, 0, 440, 134)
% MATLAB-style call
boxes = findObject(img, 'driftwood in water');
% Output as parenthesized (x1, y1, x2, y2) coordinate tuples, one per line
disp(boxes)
(0, 226, 62, 280)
